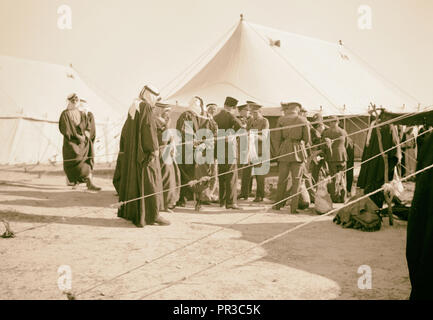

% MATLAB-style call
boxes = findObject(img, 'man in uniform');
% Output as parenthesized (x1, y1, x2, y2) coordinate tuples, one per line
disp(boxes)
(310, 112, 327, 184)
(214, 96, 244, 209)
(237, 103, 252, 200)
(322, 116, 348, 203)
(272, 102, 311, 213)
(241, 103, 269, 202)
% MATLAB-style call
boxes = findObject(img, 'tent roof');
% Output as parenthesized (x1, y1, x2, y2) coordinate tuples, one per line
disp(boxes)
(0, 55, 122, 123)
(162, 19, 422, 116)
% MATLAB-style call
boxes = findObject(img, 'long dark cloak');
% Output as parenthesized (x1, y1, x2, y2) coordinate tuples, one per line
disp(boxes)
(59, 109, 92, 183)
(176, 111, 215, 201)
(114, 101, 163, 227)
(357, 124, 399, 207)
(406, 132, 433, 300)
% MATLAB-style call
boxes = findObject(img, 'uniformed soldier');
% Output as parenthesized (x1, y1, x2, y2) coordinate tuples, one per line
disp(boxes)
(310, 112, 327, 184)
(237, 103, 252, 200)
(322, 115, 348, 203)
(214, 96, 244, 209)
(240, 103, 269, 202)
(272, 102, 311, 213)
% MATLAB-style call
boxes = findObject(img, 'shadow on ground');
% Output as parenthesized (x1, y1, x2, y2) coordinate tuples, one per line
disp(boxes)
(0, 210, 133, 229)
(0, 189, 117, 208)
(196, 219, 410, 299)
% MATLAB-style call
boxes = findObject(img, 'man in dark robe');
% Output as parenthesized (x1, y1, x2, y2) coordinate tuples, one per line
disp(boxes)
(214, 96, 244, 210)
(417, 124, 432, 152)
(406, 132, 433, 300)
(357, 115, 400, 208)
(176, 96, 216, 211)
(113, 85, 169, 227)
(155, 102, 181, 213)
(59, 93, 100, 191)
(346, 136, 355, 196)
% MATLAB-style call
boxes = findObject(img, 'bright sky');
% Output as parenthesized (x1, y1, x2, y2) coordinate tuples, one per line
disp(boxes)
(1, 0, 432, 110)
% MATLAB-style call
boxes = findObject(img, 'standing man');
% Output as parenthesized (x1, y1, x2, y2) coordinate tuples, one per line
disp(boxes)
(214, 96, 244, 209)
(114, 85, 169, 227)
(310, 112, 327, 184)
(237, 103, 252, 200)
(322, 116, 348, 203)
(298, 107, 315, 203)
(176, 96, 215, 211)
(201, 103, 219, 204)
(272, 102, 310, 213)
(241, 103, 269, 202)
(406, 130, 433, 300)
(155, 102, 181, 213)
(59, 93, 101, 191)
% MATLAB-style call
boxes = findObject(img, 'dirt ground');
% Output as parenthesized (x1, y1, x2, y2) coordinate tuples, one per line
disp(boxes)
(0, 164, 413, 300)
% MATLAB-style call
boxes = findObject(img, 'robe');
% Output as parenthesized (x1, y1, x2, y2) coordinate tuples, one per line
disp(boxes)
(406, 132, 433, 299)
(156, 116, 181, 209)
(357, 124, 399, 208)
(176, 111, 216, 203)
(113, 100, 163, 227)
(59, 109, 94, 183)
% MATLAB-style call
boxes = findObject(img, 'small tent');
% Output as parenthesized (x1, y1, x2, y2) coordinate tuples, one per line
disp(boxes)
(0, 55, 124, 165)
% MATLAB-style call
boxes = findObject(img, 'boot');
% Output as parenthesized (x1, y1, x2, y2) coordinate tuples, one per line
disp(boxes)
(86, 177, 101, 191)
(195, 201, 202, 212)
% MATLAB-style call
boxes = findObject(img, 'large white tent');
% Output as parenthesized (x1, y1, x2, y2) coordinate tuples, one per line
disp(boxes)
(0, 55, 124, 165)
(162, 17, 422, 116)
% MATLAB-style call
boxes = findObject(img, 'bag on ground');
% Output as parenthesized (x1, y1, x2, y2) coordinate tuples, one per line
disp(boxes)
(315, 179, 333, 214)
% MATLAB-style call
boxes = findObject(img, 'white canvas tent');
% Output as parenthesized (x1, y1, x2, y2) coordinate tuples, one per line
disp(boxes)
(0, 55, 124, 165)
(162, 17, 423, 116)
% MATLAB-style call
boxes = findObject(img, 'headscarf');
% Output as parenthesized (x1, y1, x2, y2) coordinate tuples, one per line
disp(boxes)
(128, 85, 160, 119)
(66, 94, 81, 126)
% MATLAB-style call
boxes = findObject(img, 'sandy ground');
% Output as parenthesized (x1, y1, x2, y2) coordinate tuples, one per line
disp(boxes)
(0, 164, 413, 300)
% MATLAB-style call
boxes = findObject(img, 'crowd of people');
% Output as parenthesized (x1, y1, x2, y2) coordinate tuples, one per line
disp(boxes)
(57, 86, 433, 300)
(58, 86, 427, 228)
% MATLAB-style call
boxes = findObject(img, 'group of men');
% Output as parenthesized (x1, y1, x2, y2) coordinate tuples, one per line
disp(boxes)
(58, 89, 433, 299)
(61, 85, 356, 227)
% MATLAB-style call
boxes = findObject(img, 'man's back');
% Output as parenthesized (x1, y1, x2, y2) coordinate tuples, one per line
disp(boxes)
(322, 126, 347, 162)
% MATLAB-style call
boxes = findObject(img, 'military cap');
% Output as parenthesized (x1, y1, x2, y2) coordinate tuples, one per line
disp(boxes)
(249, 103, 263, 111)
(237, 104, 249, 112)
(206, 103, 217, 109)
(224, 96, 238, 108)
(281, 102, 302, 110)
(312, 113, 323, 123)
